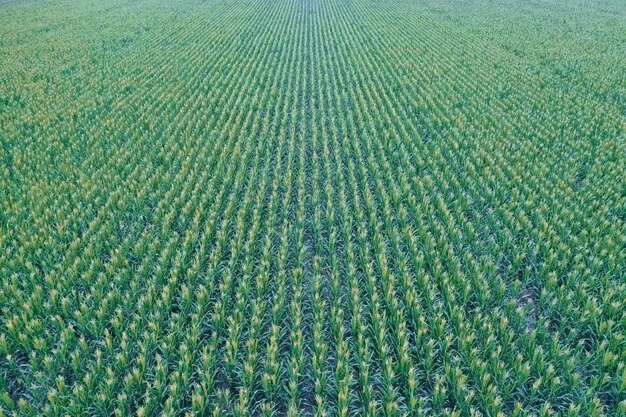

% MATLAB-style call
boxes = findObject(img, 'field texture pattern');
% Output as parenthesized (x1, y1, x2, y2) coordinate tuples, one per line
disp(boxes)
(0, 0, 625, 416)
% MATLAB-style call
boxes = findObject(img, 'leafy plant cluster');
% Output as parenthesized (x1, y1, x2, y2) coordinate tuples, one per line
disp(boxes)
(0, 0, 624, 416)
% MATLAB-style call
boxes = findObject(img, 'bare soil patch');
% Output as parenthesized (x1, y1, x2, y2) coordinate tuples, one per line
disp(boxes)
(519, 288, 538, 333)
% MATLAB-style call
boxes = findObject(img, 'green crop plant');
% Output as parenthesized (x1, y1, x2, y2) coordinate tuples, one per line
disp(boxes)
(0, 0, 624, 416)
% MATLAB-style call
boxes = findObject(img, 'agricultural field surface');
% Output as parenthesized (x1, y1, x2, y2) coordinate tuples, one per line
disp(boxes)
(0, 0, 625, 416)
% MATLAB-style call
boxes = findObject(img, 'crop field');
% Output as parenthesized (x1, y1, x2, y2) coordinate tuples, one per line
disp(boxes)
(1, 0, 625, 416)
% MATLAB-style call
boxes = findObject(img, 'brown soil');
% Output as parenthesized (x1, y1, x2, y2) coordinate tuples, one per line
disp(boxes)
(519, 288, 537, 333)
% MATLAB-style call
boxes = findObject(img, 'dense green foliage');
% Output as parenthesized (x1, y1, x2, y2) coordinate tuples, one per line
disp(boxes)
(1, 0, 625, 416)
